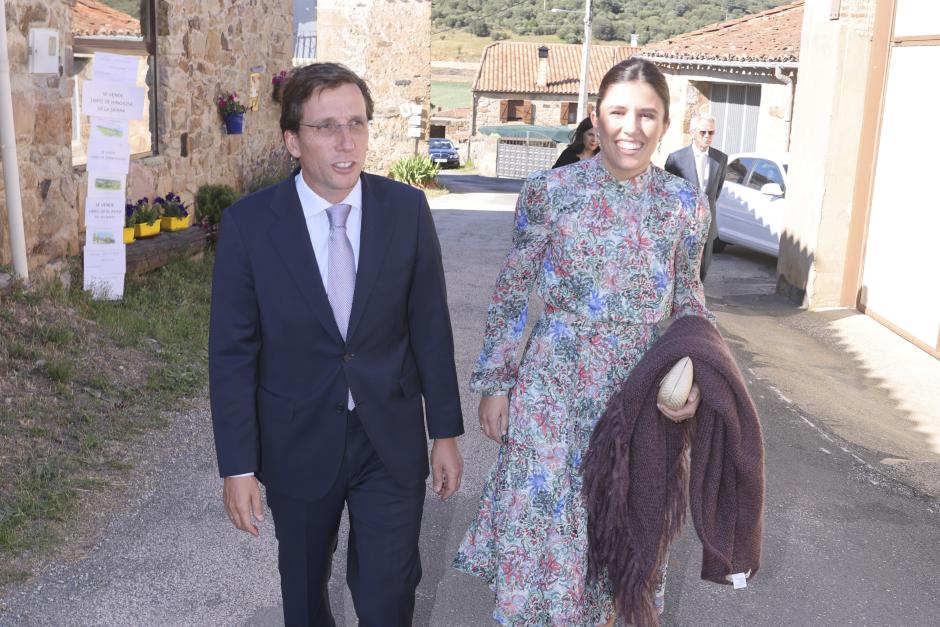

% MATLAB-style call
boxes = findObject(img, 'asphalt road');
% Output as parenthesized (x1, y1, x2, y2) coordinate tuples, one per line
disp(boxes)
(2, 189, 938, 626)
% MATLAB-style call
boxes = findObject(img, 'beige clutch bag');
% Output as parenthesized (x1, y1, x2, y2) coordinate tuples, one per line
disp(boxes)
(657, 356, 694, 410)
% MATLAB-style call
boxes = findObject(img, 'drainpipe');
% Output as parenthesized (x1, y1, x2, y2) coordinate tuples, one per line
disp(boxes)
(0, 0, 28, 282)
(775, 65, 795, 151)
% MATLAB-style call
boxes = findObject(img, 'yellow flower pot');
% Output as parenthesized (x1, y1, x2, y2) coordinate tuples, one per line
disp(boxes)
(160, 215, 191, 231)
(134, 220, 161, 238)
(123, 227, 136, 244)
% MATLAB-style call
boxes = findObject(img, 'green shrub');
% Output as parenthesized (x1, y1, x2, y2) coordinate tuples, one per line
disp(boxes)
(388, 155, 440, 188)
(194, 184, 239, 226)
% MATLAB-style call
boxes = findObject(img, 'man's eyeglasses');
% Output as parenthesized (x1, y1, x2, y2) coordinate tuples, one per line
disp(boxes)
(698, 130, 716, 136)
(298, 119, 369, 138)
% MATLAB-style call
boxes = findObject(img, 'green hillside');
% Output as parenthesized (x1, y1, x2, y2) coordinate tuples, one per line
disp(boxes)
(432, 0, 792, 45)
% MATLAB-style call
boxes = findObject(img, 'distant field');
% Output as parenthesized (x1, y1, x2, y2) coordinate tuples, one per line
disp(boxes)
(431, 81, 472, 111)
(431, 30, 631, 62)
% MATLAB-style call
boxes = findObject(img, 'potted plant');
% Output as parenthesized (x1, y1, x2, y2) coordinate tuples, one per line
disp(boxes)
(195, 183, 239, 243)
(217, 92, 247, 134)
(124, 203, 136, 244)
(130, 196, 161, 238)
(272, 70, 289, 103)
(156, 192, 191, 231)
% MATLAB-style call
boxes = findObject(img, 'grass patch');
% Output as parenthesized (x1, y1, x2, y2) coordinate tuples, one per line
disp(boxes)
(0, 252, 214, 587)
(431, 81, 472, 111)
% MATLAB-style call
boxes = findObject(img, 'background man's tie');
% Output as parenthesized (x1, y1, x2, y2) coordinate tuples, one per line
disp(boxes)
(327, 203, 356, 409)
(699, 152, 709, 192)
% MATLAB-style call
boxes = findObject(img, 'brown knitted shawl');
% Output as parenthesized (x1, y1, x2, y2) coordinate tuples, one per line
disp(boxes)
(582, 315, 764, 626)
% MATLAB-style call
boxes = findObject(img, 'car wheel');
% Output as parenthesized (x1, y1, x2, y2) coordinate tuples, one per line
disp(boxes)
(713, 237, 727, 253)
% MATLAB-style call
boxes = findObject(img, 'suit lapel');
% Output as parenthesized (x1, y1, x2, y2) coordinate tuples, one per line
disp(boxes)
(683, 146, 701, 189)
(346, 174, 394, 341)
(267, 178, 344, 343)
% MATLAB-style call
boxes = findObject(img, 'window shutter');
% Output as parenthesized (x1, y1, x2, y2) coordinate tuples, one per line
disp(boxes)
(560, 102, 570, 124)
(499, 100, 509, 122)
(523, 101, 534, 124)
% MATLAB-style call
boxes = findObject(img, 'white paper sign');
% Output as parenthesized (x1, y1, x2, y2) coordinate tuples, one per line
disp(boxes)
(91, 52, 140, 84)
(87, 173, 126, 198)
(82, 273, 126, 300)
(87, 139, 131, 174)
(82, 81, 145, 120)
(84, 194, 126, 226)
(84, 243, 126, 272)
(89, 118, 130, 144)
(86, 225, 123, 246)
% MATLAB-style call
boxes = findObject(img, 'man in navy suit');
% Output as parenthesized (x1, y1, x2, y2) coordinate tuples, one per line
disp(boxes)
(209, 63, 464, 626)
(664, 114, 728, 280)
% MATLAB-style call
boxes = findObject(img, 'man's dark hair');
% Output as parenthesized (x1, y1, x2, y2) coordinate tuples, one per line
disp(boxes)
(279, 62, 374, 133)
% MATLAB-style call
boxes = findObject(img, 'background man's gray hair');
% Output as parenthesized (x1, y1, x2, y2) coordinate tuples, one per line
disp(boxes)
(690, 113, 717, 131)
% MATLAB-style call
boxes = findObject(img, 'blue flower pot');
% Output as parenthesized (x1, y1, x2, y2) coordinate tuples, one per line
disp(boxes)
(224, 113, 245, 135)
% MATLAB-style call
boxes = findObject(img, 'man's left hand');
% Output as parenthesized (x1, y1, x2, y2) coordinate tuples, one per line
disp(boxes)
(430, 437, 463, 500)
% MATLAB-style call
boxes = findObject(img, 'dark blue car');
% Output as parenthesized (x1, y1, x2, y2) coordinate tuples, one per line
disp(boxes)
(428, 138, 460, 168)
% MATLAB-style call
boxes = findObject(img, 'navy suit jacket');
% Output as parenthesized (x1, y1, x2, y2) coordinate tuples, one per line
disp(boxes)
(664, 145, 728, 277)
(209, 173, 463, 502)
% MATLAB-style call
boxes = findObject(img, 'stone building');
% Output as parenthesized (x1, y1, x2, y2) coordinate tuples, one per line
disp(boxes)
(471, 41, 636, 133)
(0, 0, 431, 281)
(640, 1, 802, 161)
(470, 42, 636, 177)
(779, 0, 939, 359)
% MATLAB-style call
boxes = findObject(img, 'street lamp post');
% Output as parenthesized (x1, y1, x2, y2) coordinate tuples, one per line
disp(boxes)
(551, 0, 593, 122)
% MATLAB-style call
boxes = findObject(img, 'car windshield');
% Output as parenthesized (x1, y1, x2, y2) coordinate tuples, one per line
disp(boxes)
(429, 140, 453, 149)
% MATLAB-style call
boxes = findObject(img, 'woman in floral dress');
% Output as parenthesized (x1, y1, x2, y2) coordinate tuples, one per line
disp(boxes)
(453, 59, 715, 626)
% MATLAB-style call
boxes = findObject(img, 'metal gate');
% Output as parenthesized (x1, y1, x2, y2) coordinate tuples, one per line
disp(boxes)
(496, 139, 557, 179)
(710, 83, 761, 154)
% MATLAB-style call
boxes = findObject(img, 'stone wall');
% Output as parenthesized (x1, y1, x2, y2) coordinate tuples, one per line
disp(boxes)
(0, 0, 78, 279)
(474, 93, 579, 131)
(1, 0, 296, 280)
(778, 0, 877, 307)
(315, 0, 431, 175)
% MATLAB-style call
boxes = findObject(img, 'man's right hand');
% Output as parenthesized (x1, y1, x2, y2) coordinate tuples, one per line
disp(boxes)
(223, 475, 265, 537)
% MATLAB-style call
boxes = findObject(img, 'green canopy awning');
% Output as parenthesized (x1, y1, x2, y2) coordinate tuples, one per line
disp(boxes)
(478, 124, 573, 144)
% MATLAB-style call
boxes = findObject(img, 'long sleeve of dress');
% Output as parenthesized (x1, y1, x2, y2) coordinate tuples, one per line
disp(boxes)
(671, 192, 717, 324)
(470, 173, 552, 395)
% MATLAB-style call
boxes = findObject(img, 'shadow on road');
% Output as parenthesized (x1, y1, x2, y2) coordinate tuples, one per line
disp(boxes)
(437, 174, 524, 194)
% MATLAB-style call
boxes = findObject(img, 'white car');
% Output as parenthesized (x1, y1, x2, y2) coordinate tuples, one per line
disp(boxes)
(714, 152, 789, 257)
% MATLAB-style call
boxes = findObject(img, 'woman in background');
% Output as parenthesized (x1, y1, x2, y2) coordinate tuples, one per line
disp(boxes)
(551, 117, 600, 168)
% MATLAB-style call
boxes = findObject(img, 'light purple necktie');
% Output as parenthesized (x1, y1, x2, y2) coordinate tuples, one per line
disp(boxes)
(326, 203, 355, 338)
(326, 203, 356, 409)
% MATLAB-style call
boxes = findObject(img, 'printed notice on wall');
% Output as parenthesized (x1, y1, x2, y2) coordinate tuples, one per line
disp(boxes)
(82, 81, 145, 120)
(83, 51, 141, 301)
(91, 52, 141, 84)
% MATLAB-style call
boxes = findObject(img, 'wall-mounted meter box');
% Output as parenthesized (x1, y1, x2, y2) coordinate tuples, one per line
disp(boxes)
(28, 28, 60, 74)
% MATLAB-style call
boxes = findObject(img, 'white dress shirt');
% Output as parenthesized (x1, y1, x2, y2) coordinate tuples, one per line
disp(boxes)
(296, 172, 363, 283)
(227, 175, 363, 479)
(691, 144, 710, 191)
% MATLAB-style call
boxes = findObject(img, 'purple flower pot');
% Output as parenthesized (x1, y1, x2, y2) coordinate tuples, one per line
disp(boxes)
(224, 113, 245, 135)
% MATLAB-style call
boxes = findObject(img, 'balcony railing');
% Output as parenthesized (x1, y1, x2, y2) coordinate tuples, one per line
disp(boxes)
(293, 33, 317, 65)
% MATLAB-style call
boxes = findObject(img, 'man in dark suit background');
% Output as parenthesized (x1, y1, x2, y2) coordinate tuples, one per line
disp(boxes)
(664, 113, 728, 280)
(209, 63, 464, 626)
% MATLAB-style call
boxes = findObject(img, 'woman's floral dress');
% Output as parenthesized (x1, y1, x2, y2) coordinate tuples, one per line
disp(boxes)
(453, 156, 715, 626)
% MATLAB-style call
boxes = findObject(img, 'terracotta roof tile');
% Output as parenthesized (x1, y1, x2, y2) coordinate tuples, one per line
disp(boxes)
(473, 42, 639, 96)
(643, 1, 803, 63)
(72, 0, 141, 38)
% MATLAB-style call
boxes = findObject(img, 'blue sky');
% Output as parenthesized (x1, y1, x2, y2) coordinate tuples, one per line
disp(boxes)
(294, 0, 316, 30)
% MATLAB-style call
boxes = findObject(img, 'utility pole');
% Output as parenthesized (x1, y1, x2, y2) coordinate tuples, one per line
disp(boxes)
(576, 0, 593, 122)
(550, 0, 593, 123)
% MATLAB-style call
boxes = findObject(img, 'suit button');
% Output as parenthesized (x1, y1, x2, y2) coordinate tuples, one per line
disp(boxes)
(335, 403, 345, 412)
(343, 353, 354, 362)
